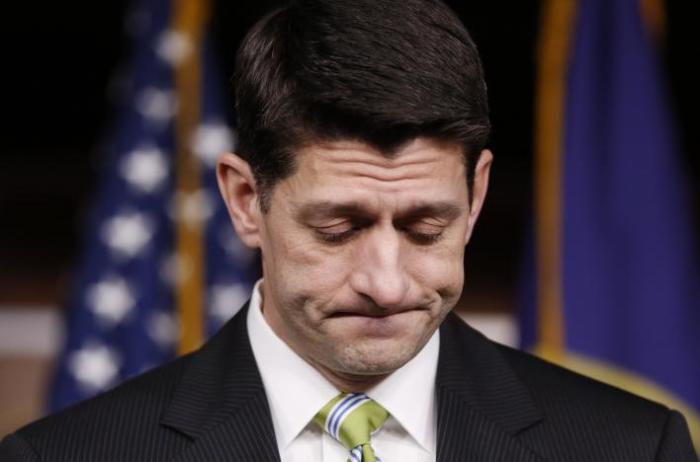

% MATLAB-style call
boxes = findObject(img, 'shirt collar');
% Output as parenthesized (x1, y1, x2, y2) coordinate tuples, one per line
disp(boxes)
(247, 279, 439, 453)
(247, 280, 339, 450)
(368, 322, 438, 452)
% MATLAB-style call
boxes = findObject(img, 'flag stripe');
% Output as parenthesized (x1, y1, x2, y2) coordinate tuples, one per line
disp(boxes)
(524, 0, 700, 452)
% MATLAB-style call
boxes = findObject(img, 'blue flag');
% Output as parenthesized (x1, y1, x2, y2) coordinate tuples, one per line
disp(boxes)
(49, 0, 257, 411)
(521, 0, 700, 449)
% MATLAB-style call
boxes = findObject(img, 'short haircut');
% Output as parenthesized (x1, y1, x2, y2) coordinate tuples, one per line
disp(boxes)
(233, 0, 491, 212)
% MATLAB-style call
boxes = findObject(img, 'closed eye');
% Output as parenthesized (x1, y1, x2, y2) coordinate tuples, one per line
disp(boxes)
(314, 224, 445, 245)
(405, 229, 444, 245)
(403, 224, 445, 244)
(313, 220, 365, 244)
(315, 228, 358, 243)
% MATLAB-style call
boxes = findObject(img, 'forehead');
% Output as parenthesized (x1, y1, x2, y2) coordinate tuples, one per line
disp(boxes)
(281, 138, 468, 202)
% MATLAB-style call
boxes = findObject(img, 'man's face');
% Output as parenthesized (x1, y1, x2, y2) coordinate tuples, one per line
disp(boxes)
(219, 138, 491, 385)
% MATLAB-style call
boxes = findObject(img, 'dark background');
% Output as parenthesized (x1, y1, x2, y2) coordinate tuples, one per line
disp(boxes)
(2, 0, 697, 312)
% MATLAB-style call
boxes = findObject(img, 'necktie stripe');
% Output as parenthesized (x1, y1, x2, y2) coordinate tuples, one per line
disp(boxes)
(327, 393, 366, 437)
(314, 392, 389, 462)
(327, 393, 362, 433)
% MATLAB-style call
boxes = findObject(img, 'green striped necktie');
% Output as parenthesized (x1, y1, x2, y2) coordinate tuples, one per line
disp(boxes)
(314, 392, 390, 462)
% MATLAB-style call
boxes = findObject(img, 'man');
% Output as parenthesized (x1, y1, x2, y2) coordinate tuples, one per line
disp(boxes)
(1, 0, 697, 460)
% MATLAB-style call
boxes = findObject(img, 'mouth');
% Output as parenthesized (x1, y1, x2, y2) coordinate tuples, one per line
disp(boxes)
(325, 308, 426, 338)
(328, 308, 421, 319)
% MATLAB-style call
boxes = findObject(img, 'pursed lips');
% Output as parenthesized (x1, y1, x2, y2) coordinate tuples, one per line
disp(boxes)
(327, 307, 422, 318)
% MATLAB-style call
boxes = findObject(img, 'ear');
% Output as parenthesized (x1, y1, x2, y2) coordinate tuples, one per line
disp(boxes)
(216, 152, 262, 248)
(464, 149, 493, 244)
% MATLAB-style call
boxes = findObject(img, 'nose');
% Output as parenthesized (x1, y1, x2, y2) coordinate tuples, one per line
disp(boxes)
(349, 225, 411, 310)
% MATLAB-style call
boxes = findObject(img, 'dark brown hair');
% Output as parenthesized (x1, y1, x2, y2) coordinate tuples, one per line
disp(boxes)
(233, 0, 490, 211)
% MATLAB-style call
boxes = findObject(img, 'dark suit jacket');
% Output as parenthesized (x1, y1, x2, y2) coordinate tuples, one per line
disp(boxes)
(1, 306, 697, 461)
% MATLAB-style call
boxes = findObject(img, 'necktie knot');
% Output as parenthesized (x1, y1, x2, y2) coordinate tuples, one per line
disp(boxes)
(314, 392, 389, 461)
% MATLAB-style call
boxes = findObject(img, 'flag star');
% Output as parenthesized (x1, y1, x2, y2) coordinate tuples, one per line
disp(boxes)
(170, 190, 215, 228)
(192, 122, 234, 168)
(136, 87, 178, 124)
(155, 29, 193, 65)
(147, 310, 179, 350)
(101, 211, 154, 258)
(209, 283, 249, 324)
(159, 253, 193, 287)
(67, 342, 121, 393)
(120, 146, 169, 193)
(86, 277, 136, 326)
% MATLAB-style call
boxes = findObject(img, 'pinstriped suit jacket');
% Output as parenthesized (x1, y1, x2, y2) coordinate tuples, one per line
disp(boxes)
(1, 305, 697, 461)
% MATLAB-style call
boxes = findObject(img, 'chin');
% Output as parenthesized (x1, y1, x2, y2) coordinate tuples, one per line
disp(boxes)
(332, 336, 424, 376)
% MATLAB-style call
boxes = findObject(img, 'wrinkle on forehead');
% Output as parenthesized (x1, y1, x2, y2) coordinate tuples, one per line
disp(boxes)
(296, 139, 466, 185)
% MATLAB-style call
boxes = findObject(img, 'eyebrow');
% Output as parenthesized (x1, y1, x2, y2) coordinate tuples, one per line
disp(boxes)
(295, 200, 465, 223)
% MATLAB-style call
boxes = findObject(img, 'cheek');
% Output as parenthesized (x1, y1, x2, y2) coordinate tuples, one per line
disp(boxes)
(264, 228, 351, 301)
(406, 243, 466, 298)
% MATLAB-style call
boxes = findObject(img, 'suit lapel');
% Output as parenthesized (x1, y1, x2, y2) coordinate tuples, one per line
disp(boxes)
(159, 304, 549, 461)
(436, 313, 548, 462)
(161, 303, 281, 462)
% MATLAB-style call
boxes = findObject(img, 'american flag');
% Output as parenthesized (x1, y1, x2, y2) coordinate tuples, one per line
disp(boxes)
(49, 0, 258, 411)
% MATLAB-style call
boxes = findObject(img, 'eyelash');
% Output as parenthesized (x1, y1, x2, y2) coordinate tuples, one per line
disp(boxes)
(408, 230, 444, 245)
(316, 229, 356, 243)
(315, 227, 444, 245)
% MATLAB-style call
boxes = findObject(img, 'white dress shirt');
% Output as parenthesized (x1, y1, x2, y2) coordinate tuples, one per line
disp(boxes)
(247, 279, 438, 462)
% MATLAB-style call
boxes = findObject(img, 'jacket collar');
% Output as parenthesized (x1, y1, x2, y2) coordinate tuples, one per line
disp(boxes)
(161, 303, 281, 461)
(436, 312, 547, 461)
(161, 305, 547, 461)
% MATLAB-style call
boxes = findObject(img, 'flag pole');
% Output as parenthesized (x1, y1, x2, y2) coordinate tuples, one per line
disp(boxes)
(534, 0, 577, 361)
(172, 0, 210, 355)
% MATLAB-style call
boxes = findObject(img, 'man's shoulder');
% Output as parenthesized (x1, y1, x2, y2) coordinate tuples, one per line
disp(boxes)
(494, 341, 696, 459)
(28, 351, 190, 429)
(495, 341, 668, 416)
(1, 353, 194, 462)
(1, 306, 257, 462)
(444, 314, 670, 418)
(445, 314, 671, 419)
(497, 345, 697, 461)
(440, 315, 697, 460)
